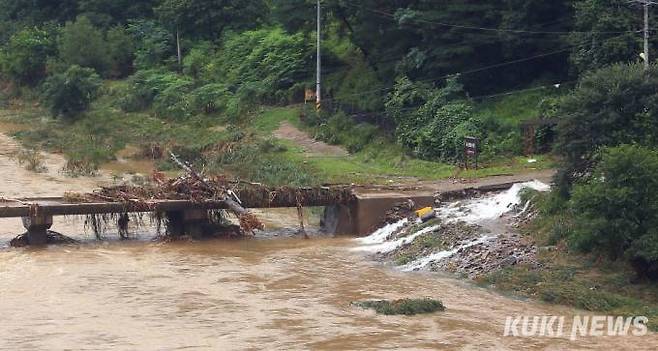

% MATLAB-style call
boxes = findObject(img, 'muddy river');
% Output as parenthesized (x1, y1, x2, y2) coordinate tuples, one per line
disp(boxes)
(0, 128, 657, 350)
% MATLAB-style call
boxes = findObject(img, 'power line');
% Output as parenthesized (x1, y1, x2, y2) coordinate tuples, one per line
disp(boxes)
(469, 81, 577, 101)
(321, 32, 626, 105)
(336, 81, 574, 120)
(323, 44, 575, 104)
(342, 2, 643, 36)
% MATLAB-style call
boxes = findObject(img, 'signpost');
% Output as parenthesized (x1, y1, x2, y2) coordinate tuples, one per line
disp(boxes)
(464, 136, 479, 169)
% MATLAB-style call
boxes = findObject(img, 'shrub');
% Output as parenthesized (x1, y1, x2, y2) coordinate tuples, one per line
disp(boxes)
(58, 17, 110, 76)
(152, 76, 194, 119)
(385, 75, 479, 162)
(15, 148, 47, 173)
(556, 64, 658, 188)
(0, 27, 56, 85)
(127, 20, 173, 70)
(40, 65, 102, 119)
(314, 112, 379, 153)
(569, 145, 658, 269)
(415, 102, 479, 161)
(189, 83, 231, 114)
(106, 26, 135, 78)
(118, 70, 191, 114)
(352, 298, 445, 315)
(206, 28, 310, 104)
(183, 41, 215, 81)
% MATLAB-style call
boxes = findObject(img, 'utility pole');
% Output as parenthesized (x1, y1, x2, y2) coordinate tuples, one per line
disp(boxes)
(632, 0, 656, 70)
(316, 0, 322, 111)
(644, 0, 650, 70)
(176, 26, 182, 68)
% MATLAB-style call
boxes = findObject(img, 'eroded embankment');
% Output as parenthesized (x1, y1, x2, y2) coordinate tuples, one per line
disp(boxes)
(354, 181, 550, 278)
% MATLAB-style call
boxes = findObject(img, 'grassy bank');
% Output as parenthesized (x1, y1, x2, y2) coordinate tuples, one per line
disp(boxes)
(478, 192, 658, 330)
(248, 105, 555, 184)
(0, 81, 555, 185)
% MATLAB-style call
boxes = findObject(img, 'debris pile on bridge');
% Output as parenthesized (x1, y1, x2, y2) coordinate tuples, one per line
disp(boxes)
(65, 154, 355, 236)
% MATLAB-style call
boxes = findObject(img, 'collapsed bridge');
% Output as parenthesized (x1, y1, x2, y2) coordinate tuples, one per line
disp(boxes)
(0, 166, 553, 246)
(0, 184, 357, 245)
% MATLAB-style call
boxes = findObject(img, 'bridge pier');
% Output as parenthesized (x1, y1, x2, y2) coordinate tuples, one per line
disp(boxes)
(21, 214, 53, 245)
(322, 194, 436, 236)
(165, 209, 211, 238)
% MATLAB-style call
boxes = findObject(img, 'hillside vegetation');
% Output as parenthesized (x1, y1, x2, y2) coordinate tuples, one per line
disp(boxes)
(2, 0, 658, 313)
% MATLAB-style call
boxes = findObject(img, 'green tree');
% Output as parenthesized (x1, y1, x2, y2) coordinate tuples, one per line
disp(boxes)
(127, 19, 173, 69)
(77, 0, 156, 27)
(0, 27, 56, 85)
(0, 0, 77, 25)
(556, 63, 658, 187)
(40, 65, 102, 118)
(206, 28, 311, 104)
(155, 0, 268, 39)
(277, 0, 571, 94)
(58, 16, 110, 76)
(569, 0, 649, 74)
(570, 145, 658, 267)
(106, 25, 136, 78)
(385, 75, 478, 161)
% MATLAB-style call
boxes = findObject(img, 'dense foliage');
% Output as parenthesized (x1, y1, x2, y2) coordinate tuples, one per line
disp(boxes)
(0, 27, 55, 85)
(2, 0, 658, 281)
(58, 17, 111, 76)
(556, 64, 658, 189)
(385, 76, 481, 161)
(40, 65, 101, 118)
(569, 145, 658, 263)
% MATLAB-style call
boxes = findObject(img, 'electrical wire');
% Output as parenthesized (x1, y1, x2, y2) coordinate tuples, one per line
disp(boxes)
(341, 2, 644, 36)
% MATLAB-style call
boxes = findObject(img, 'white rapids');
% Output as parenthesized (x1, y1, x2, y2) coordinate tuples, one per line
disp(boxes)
(354, 180, 551, 270)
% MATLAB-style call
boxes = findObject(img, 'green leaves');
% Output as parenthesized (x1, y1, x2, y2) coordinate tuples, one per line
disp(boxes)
(569, 145, 658, 262)
(385, 75, 480, 162)
(0, 27, 55, 85)
(569, 0, 644, 75)
(58, 16, 110, 76)
(155, 0, 267, 39)
(40, 65, 102, 118)
(557, 63, 658, 184)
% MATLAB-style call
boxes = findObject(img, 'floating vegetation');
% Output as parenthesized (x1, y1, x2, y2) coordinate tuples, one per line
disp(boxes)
(352, 298, 445, 315)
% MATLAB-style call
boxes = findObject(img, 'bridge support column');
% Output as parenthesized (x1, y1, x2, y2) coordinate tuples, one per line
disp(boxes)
(322, 195, 436, 236)
(321, 204, 357, 235)
(165, 210, 210, 238)
(21, 215, 53, 245)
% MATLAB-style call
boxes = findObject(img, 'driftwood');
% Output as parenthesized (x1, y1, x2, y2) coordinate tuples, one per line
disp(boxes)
(63, 154, 355, 236)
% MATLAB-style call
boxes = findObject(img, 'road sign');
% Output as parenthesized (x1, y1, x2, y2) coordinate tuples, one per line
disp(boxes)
(464, 136, 479, 169)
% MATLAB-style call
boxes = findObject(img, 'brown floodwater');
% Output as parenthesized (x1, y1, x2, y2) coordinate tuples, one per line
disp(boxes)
(1, 127, 658, 350)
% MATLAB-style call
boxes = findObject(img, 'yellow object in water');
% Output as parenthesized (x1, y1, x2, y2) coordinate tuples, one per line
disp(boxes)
(415, 207, 434, 218)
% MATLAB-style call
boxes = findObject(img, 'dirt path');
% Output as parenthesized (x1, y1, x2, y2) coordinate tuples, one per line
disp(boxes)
(273, 121, 348, 157)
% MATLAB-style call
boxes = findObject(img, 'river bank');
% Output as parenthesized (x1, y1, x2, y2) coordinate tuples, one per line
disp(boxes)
(0, 132, 657, 349)
(354, 181, 658, 332)
(1, 105, 658, 348)
(0, 96, 555, 187)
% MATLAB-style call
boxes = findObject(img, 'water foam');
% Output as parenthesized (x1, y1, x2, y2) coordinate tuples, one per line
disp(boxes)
(353, 180, 551, 270)
(437, 180, 550, 224)
(353, 224, 439, 253)
(400, 235, 495, 271)
(355, 218, 409, 245)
